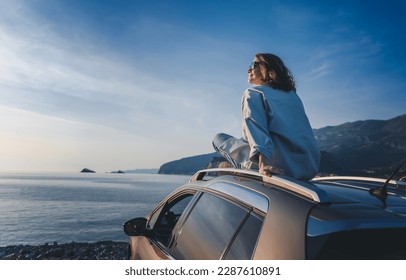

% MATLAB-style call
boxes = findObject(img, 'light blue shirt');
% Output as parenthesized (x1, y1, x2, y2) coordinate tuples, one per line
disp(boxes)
(242, 85, 320, 180)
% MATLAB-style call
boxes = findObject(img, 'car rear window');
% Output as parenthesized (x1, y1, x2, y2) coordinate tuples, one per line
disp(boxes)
(171, 192, 248, 260)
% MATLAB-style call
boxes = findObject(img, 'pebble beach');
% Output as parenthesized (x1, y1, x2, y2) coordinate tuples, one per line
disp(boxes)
(0, 241, 128, 260)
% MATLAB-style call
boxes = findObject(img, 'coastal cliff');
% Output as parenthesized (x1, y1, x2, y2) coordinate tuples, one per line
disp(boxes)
(158, 153, 219, 175)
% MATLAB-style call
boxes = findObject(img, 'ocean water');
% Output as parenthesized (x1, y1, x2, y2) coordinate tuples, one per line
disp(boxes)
(0, 172, 189, 246)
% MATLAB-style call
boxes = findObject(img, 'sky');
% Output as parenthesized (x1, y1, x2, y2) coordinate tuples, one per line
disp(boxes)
(0, 0, 405, 172)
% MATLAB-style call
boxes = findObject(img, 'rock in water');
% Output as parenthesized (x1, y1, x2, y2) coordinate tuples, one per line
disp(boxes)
(80, 168, 96, 173)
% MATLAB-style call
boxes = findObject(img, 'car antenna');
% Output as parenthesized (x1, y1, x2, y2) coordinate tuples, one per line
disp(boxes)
(369, 158, 406, 201)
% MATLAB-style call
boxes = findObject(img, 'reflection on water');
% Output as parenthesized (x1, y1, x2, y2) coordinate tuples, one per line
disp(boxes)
(0, 172, 189, 246)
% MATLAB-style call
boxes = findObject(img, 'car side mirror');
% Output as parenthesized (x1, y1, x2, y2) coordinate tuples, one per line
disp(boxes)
(123, 217, 149, 236)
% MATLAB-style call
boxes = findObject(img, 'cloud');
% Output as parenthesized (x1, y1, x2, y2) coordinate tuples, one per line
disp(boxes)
(0, 2, 240, 171)
(0, 2, 219, 136)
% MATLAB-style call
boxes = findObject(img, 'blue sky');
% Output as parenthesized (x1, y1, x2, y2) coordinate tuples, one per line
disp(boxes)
(1, 0, 405, 172)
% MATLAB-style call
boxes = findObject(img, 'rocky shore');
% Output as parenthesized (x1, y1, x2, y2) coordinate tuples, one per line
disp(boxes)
(0, 241, 128, 260)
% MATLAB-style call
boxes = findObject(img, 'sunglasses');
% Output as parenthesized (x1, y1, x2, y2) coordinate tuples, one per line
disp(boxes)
(248, 61, 261, 71)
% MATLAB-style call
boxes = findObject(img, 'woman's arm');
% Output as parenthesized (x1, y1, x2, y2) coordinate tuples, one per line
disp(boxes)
(242, 88, 274, 163)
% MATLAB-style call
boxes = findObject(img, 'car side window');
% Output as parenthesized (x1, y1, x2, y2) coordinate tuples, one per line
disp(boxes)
(224, 213, 264, 259)
(152, 194, 194, 246)
(171, 192, 249, 260)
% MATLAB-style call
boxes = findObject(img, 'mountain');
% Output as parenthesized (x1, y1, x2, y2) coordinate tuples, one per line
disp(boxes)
(158, 153, 218, 175)
(313, 114, 406, 176)
(158, 114, 406, 178)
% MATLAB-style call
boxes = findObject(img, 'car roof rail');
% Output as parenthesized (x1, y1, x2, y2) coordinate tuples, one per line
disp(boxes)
(312, 176, 406, 190)
(312, 176, 396, 184)
(190, 168, 330, 203)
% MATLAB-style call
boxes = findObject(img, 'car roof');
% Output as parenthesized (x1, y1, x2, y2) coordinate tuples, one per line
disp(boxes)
(189, 168, 406, 210)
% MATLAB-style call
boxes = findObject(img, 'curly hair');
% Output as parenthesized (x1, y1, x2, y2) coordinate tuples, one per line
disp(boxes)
(255, 53, 296, 92)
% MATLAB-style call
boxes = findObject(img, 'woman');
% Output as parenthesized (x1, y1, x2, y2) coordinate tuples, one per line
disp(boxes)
(213, 53, 320, 180)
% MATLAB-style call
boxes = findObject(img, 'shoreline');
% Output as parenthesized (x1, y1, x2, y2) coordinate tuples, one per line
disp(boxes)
(0, 241, 128, 260)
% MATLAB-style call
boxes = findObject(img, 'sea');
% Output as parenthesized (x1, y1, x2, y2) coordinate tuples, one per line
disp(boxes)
(0, 172, 190, 246)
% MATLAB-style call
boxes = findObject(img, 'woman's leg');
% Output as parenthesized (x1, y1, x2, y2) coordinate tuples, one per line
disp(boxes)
(212, 133, 251, 169)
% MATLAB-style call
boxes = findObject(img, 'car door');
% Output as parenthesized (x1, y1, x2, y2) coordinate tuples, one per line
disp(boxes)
(133, 191, 196, 260)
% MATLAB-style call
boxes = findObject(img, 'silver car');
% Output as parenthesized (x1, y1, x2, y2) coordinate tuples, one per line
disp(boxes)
(124, 168, 406, 259)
